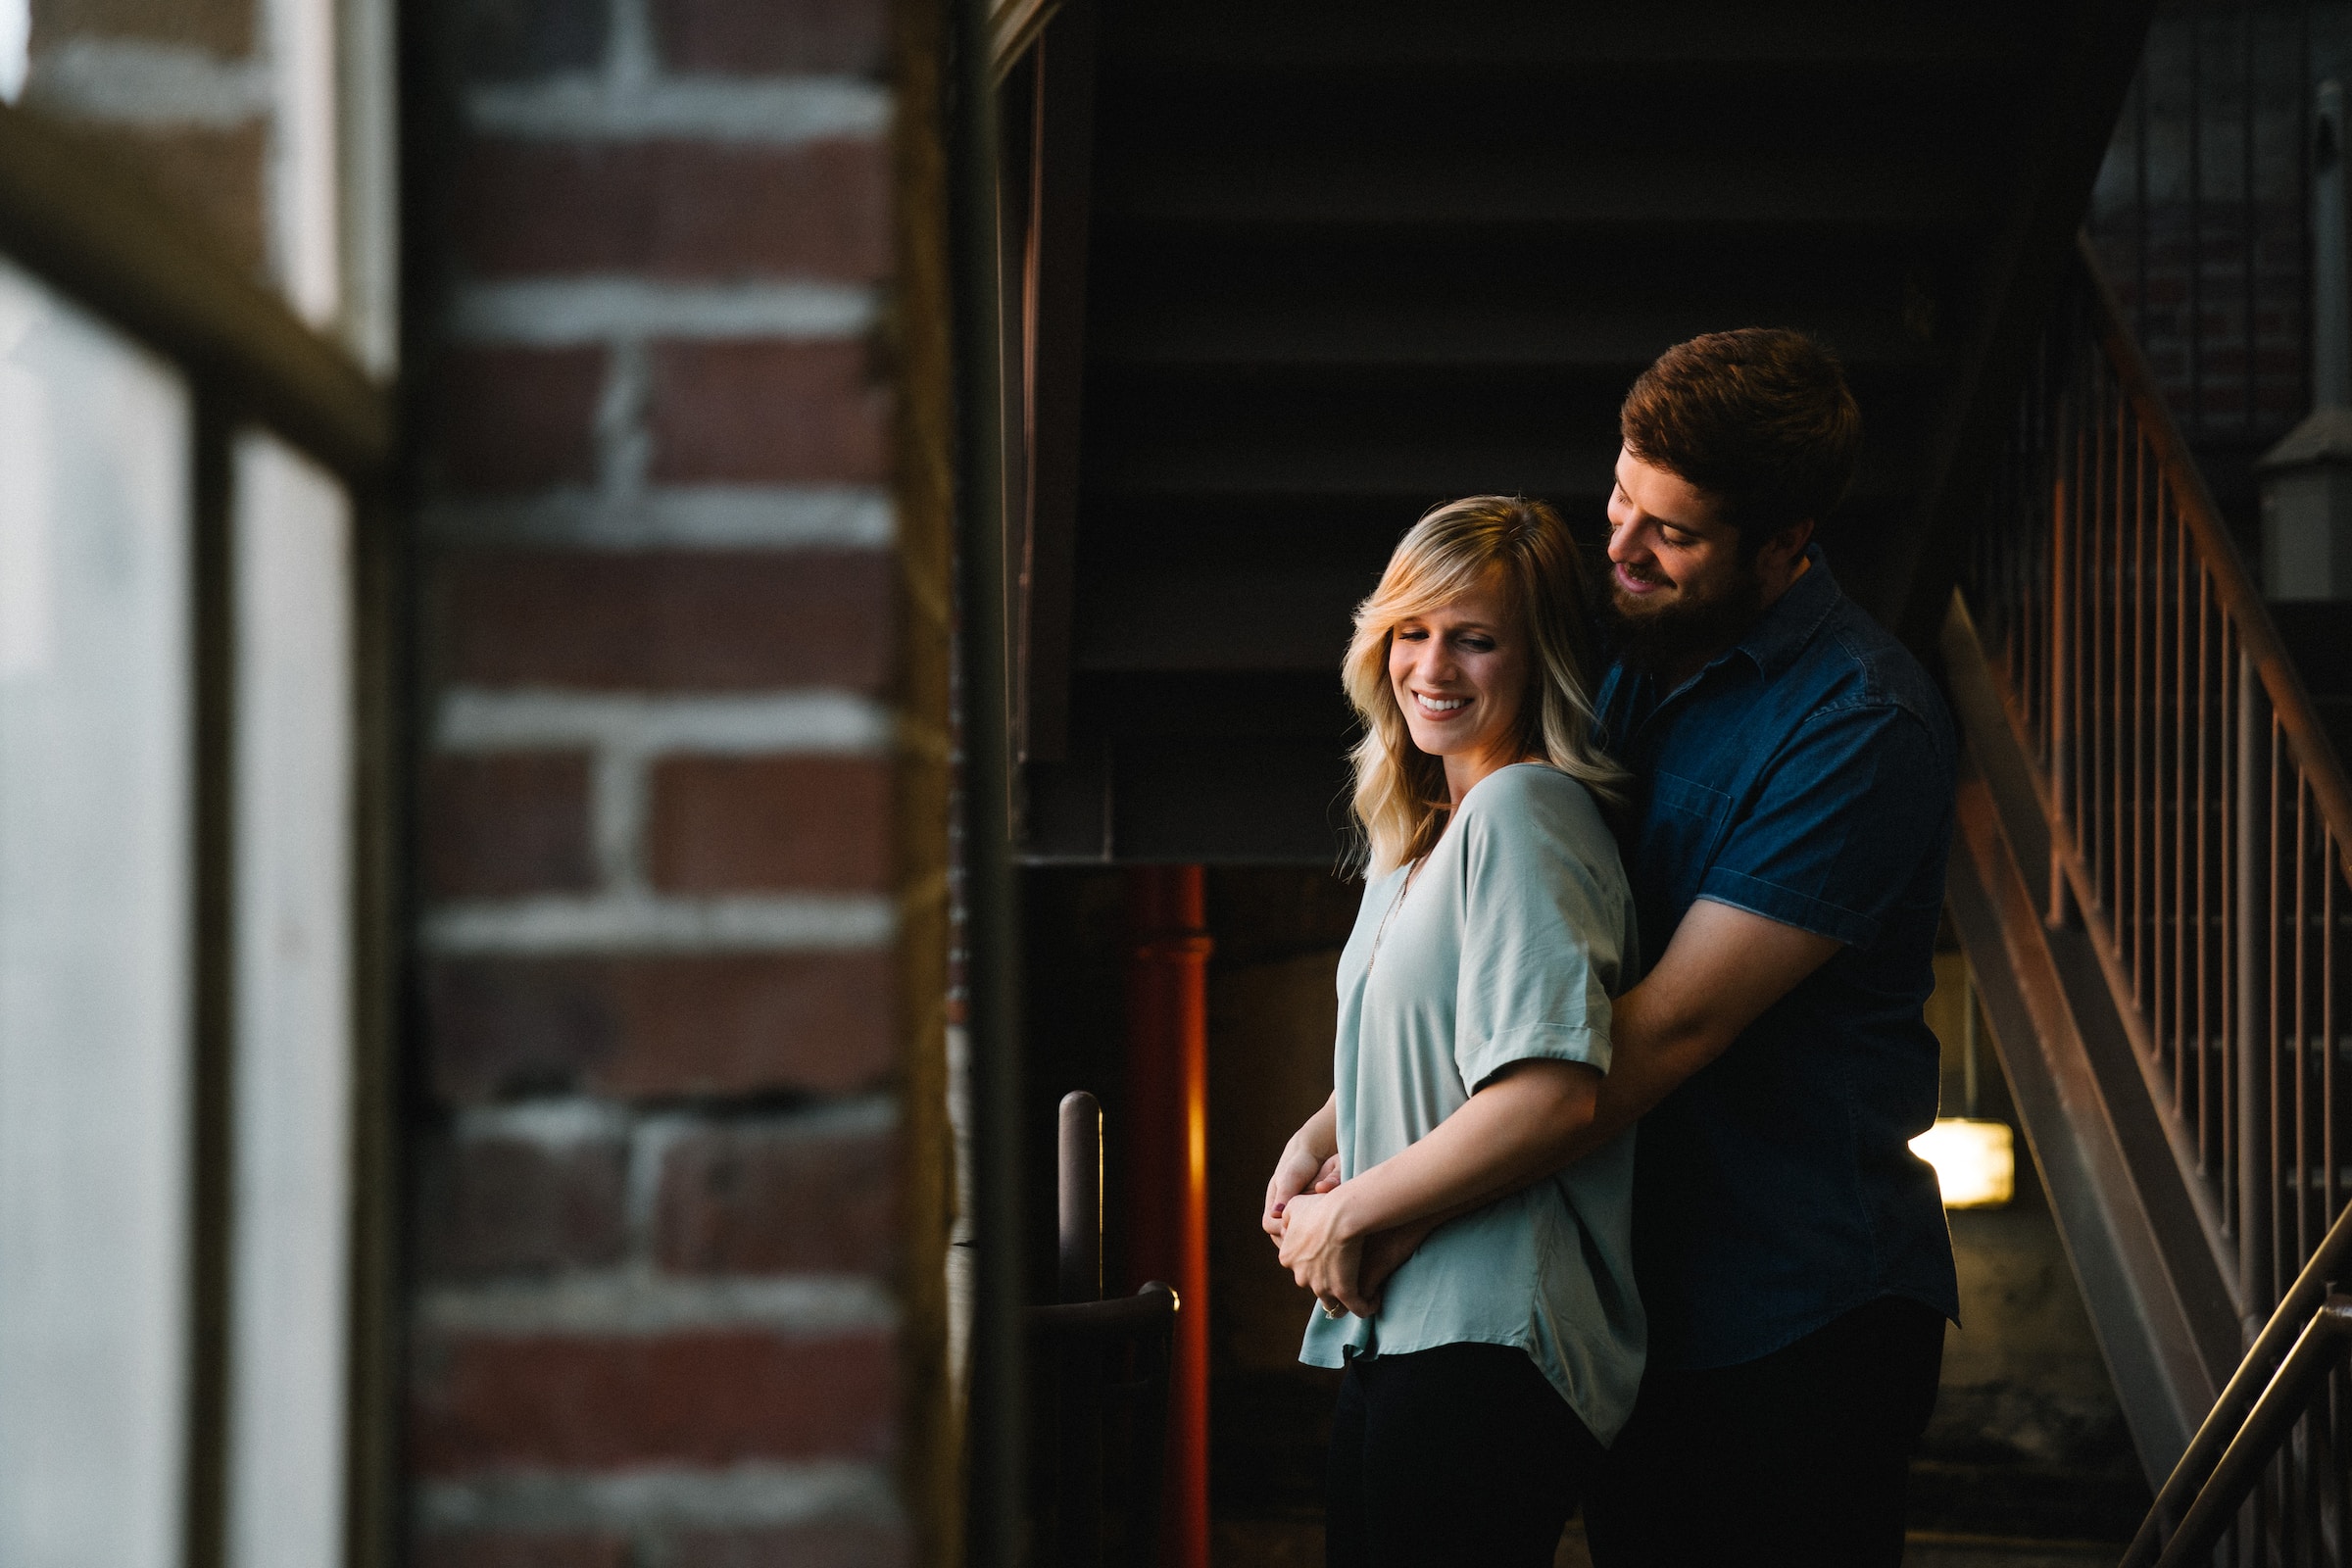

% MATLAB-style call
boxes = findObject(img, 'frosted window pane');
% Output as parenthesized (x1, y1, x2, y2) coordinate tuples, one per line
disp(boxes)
(0, 257, 193, 1568)
(224, 433, 354, 1568)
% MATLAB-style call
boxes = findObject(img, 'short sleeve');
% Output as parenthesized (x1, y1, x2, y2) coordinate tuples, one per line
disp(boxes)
(1697, 702, 1952, 949)
(1452, 771, 1628, 1094)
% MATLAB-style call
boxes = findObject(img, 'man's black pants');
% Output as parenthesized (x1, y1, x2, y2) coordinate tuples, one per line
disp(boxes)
(1584, 1294, 1945, 1568)
(1325, 1341, 1605, 1568)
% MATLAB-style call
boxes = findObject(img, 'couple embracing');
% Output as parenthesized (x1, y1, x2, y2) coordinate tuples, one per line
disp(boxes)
(1260, 330, 1959, 1567)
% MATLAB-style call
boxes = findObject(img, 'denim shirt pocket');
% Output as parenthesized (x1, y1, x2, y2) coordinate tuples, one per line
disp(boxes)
(1643, 770, 1736, 906)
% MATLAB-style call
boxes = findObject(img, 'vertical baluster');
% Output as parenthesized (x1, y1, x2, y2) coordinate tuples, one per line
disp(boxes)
(2169, 488, 2184, 1128)
(2273, 719, 2286, 1305)
(2093, 365, 2110, 923)
(2051, 396, 2073, 926)
(2314, 822, 2332, 1241)
(2077, 360, 2091, 889)
(2203, 569, 2218, 1176)
(2117, 380, 2135, 945)
(2217, 576, 2228, 1196)
(2296, 775, 2312, 1271)
(2135, 420, 2151, 1042)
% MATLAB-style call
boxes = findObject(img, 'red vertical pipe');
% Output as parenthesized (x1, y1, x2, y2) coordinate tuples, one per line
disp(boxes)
(1123, 864, 1210, 1568)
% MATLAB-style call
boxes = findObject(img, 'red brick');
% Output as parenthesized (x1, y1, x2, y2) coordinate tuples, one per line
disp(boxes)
(413, 1534, 629, 1568)
(34, 0, 251, 67)
(433, 551, 894, 693)
(423, 754, 598, 900)
(425, 954, 896, 1103)
(665, 1522, 910, 1568)
(645, 341, 888, 484)
(652, 0, 884, 74)
(453, 140, 891, 280)
(656, 1119, 897, 1274)
(409, 1328, 895, 1471)
(416, 1132, 630, 1278)
(432, 348, 607, 493)
(646, 756, 890, 893)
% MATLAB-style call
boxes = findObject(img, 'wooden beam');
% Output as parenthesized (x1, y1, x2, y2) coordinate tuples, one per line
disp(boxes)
(0, 103, 390, 478)
(1016, 0, 1096, 763)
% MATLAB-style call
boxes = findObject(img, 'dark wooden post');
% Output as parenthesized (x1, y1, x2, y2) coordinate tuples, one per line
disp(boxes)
(1123, 866, 1210, 1568)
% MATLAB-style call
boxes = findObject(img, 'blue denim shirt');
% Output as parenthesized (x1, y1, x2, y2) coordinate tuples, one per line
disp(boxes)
(1593, 547, 1958, 1371)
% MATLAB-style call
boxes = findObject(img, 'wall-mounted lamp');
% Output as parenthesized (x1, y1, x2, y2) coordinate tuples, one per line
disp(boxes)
(1910, 1117, 2015, 1209)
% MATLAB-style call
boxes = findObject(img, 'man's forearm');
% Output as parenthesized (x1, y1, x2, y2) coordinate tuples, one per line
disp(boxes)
(1572, 984, 1726, 1153)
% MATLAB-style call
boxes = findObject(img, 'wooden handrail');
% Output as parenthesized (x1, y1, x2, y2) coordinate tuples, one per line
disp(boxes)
(0, 102, 390, 477)
(2075, 230, 2352, 882)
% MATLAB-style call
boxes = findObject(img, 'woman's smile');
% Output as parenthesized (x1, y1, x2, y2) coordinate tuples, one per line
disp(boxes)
(1387, 565, 1531, 800)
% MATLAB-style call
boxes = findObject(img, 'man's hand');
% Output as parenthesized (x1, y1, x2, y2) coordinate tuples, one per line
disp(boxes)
(1357, 1215, 1443, 1309)
(1276, 1190, 1376, 1317)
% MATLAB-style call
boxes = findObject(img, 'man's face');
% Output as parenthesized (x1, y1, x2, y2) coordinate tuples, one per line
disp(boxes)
(1602, 444, 1763, 670)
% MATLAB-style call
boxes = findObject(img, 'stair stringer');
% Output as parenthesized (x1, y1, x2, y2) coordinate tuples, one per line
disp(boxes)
(1941, 594, 2241, 1491)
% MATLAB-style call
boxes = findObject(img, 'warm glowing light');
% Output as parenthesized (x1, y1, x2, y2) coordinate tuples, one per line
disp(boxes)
(1910, 1118, 2015, 1208)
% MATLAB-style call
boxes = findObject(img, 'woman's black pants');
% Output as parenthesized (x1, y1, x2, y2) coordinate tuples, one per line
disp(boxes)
(1325, 1341, 1604, 1568)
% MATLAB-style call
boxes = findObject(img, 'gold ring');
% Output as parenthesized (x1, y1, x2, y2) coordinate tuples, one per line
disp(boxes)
(1322, 1302, 1344, 1319)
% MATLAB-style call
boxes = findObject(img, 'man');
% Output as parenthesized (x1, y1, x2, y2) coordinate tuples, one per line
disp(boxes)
(1572, 328, 1957, 1563)
(1344, 329, 1956, 1562)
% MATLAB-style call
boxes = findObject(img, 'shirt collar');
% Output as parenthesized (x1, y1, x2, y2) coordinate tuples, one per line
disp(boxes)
(1728, 543, 1840, 681)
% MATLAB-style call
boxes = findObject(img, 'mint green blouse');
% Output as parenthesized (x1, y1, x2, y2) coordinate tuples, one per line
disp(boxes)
(1299, 763, 1645, 1445)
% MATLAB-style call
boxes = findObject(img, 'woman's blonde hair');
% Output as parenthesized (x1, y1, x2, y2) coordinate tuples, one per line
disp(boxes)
(1344, 495, 1625, 877)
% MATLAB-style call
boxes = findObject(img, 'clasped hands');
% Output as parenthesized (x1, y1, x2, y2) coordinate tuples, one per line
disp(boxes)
(1261, 1145, 1427, 1319)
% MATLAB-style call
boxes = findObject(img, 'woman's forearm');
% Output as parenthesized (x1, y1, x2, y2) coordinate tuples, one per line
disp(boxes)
(1325, 1061, 1596, 1241)
(1294, 1093, 1339, 1161)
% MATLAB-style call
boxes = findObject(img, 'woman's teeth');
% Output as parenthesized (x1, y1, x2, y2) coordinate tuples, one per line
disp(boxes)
(1416, 694, 1466, 713)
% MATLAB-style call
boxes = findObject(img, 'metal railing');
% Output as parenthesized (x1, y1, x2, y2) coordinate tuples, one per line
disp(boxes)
(1028, 1093, 1179, 1568)
(1963, 233, 2352, 1561)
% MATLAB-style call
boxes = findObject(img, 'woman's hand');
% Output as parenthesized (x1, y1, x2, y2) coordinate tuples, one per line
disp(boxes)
(1262, 1098, 1342, 1242)
(1276, 1190, 1377, 1317)
(1262, 1141, 1327, 1241)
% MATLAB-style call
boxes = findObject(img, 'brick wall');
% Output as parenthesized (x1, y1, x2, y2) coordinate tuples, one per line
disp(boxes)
(407, 0, 956, 1560)
(25, 0, 274, 274)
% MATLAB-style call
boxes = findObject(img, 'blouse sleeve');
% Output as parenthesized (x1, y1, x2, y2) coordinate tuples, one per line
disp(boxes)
(1451, 769, 1629, 1095)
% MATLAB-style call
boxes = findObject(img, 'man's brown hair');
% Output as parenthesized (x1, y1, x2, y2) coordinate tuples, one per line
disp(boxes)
(1619, 328, 1862, 552)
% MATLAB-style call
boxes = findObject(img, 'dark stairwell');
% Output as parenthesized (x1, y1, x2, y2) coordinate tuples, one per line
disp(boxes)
(984, 0, 2352, 1561)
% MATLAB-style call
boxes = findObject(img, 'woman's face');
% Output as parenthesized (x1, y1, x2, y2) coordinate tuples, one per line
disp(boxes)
(1387, 566, 1531, 773)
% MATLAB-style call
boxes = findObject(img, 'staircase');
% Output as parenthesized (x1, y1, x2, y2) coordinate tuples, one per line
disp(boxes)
(1011, 0, 2156, 862)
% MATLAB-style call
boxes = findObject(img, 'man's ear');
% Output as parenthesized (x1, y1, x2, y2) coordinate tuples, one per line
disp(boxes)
(1757, 517, 1815, 573)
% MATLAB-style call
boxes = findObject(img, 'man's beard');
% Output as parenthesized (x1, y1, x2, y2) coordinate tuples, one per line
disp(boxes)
(1596, 558, 1767, 672)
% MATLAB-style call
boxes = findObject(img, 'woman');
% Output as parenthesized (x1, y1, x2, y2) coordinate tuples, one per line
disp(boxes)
(1262, 495, 1642, 1568)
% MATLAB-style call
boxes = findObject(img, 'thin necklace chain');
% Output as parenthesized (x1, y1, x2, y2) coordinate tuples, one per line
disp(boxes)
(1365, 857, 1423, 974)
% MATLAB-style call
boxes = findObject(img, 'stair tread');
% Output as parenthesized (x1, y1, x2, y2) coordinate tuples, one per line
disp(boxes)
(1102, 0, 2043, 72)
(1088, 301, 1941, 372)
(1093, 151, 1995, 232)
